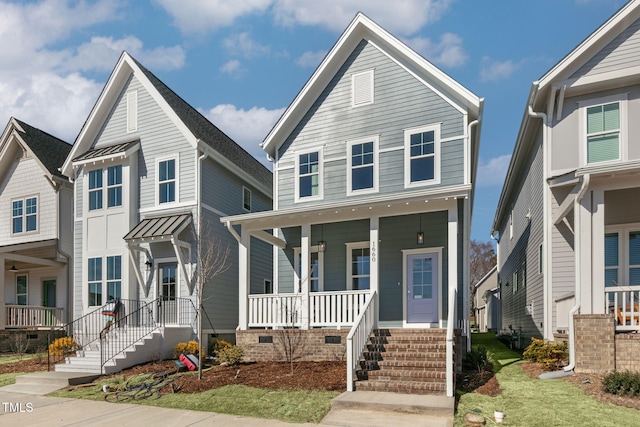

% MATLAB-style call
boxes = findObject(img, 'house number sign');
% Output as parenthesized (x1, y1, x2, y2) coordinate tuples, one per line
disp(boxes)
(370, 240, 377, 262)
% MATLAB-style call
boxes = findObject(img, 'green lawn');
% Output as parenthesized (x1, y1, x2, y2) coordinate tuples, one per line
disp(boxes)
(456, 333, 640, 427)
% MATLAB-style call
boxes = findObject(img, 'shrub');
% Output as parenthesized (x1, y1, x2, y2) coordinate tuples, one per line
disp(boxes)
(463, 345, 489, 372)
(210, 339, 232, 357)
(522, 337, 568, 370)
(217, 345, 244, 366)
(603, 371, 640, 397)
(49, 336, 78, 356)
(174, 340, 205, 358)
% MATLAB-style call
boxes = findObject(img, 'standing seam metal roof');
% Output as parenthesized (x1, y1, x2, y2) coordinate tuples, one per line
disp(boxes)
(124, 214, 192, 241)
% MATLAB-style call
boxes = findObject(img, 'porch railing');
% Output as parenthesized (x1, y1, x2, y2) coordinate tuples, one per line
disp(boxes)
(6, 305, 65, 328)
(248, 289, 371, 328)
(605, 286, 640, 331)
(346, 290, 376, 392)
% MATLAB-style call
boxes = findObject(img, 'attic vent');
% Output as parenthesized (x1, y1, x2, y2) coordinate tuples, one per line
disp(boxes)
(127, 90, 138, 133)
(352, 70, 374, 107)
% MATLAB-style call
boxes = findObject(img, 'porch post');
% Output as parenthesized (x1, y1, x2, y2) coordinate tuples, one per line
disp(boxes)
(300, 224, 310, 329)
(448, 206, 458, 327)
(0, 255, 5, 329)
(578, 191, 593, 312)
(238, 227, 250, 330)
(370, 216, 379, 328)
(592, 189, 605, 314)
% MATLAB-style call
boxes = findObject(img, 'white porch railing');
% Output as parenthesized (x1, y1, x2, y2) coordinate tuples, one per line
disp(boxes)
(248, 290, 371, 328)
(346, 290, 376, 392)
(605, 286, 640, 331)
(6, 305, 65, 328)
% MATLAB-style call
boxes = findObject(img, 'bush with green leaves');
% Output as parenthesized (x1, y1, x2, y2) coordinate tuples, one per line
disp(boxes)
(463, 345, 489, 372)
(217, 344, 244, 366)
(603, 371, 640, 397)
(522, 337, 568, 370)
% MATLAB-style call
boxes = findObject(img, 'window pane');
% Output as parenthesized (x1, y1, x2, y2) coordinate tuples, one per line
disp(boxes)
(26, 198, 37, 214)
(587, 105, 604, 134)
(89, 189, 103, 210)
(88, 258, 102, 281)
(107, 165, 122, 186)
(159, 160, 175, 181)
(12, 200, 22, 216)
(13, 218, 22, 233)
(107, 256, 121, 280)
(159, 182, 175, 203)
(108, 187, 122, 207)
(16, 276, 27, 294)
(629, 268, 640, 286)
(107, 281, 121, 300)
(353, 277, 370, 290)
(352, 166, 374, 190)
(89, 169, 102, 189)
(410, 157, 435, 182)
(89, 283, 102, 306)
(26, 214, 36, 231)
(603, 103, 620, 132)
(300, 176, 314, 197)
(605, 233, 619, 267)
(605, 269, 618, 288)
(587, 133, 619, 163)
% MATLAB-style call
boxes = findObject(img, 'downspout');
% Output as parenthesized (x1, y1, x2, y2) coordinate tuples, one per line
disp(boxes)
(564, 173, 590, 372)
(196, 145, 208, 380)
(465, 118, 479, 352)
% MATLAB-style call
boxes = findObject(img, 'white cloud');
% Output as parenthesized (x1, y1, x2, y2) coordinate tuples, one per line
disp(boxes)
(406, 33, 467, 68)
(223, 33, 271, 57)
(154, 0, 272, 34)
(480, 57, 523, 83)
(476, 155, 512, 187)
(296, 50, 327, 68)
(202, 104, 285, 166)
(219, 60, 246, 78)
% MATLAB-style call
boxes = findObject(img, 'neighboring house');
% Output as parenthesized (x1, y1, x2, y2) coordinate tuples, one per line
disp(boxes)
(493, 0, 640, 372)
(473, 266, 499, 333)
(58, 52, 272, 373)
(222, 13, 483, 399)
(0, 118, 73, 348)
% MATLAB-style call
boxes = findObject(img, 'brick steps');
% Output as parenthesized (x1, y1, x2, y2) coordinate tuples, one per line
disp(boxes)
(357, 379, 447, 395)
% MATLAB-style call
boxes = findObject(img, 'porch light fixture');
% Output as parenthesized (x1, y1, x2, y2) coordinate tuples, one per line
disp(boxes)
(9, 265, 17, 272)
(145, 258, 153, 271)
(417, 214, 424, 245)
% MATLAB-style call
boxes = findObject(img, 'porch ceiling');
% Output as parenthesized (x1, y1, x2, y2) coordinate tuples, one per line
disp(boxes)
(222, 185, 470, 232)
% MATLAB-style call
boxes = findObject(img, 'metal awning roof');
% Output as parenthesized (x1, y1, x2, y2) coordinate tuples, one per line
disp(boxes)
(73, 140, 139, 163)
(124, 213, 192, 243)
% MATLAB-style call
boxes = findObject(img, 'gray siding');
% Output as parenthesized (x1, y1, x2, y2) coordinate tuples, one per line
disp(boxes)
(276, 40, 464, 209)
(73, 221, 83, 320)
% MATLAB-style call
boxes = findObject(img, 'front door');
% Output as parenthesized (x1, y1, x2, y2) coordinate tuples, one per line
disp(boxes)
(158, 263, 177, 324)
(407, 252, 439, 323)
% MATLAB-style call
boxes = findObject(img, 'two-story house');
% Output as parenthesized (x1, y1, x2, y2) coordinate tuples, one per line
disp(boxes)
(58, 52, 272, 374)
(0, 118, 72, 349)
(222, 13, 483, 399)
(493, 0, 640, 373)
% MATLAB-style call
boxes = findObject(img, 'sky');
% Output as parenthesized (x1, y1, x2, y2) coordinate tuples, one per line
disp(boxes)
(0, 0, 630, 242)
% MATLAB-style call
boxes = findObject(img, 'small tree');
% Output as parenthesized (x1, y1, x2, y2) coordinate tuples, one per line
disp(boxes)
(469, 239, 497, 316)
(274, 296, 309, 374)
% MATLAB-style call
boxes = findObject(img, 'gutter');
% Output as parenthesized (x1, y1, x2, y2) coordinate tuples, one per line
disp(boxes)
(564, 173, 590, 372)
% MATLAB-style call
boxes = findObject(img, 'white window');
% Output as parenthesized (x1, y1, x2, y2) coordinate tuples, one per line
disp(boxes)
(404, 124, 441, 187)
(157, 157, 178, 204)
(580, 94, 627, 166)
(347, 242, 370, 290)
(348, 136, 378, 195)
(294, 247, 323, 292)
(352, 70, 374, 107)
(605, 226, 640, 290)
(11, 196, 37, 234)
(107, 165, 122, 207)
(127, 90, 138, 133)
(106, 255, 122, 301)
(88, 257, 102, 306)
(16, 274, 27, 305)
(88, 169, 103, 211)
(243, 187, 252, 211)
(295, 149, 323, 202)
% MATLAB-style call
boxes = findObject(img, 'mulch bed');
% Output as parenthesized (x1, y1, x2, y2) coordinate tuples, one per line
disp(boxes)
(457, 367, 501, 396)
(0, 355, 52, 374)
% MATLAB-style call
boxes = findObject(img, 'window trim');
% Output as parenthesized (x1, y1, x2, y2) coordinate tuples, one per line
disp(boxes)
(293, 246, 324, 292)
(16, 274, 28, 305)
(404, 124, 441, 188)
(352, 70, 374, 107)
(294, 148, 323, 203)
(106, 255, 122, 301)
(347, 136, 379, 196)
(243, 186, 252, 212)
(579, 93, 628, 167)
(107, 165, 123, 208)
(346, 241, 371, 291)
(88, 168, 104, 211)
(88, 257, 103, 307)
(156, 155, 179, 205)
(11, 195, 38, 235)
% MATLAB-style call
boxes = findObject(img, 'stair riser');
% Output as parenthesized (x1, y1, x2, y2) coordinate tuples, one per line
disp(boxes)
(367, 371, 446, 381)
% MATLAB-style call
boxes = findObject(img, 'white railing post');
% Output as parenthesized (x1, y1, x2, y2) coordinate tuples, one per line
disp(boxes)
(346, 290, 376, 392)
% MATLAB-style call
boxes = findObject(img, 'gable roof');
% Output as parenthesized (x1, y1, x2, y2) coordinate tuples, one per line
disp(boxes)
(0, 117, 71, 180)
(261, 12, 482, 158)
(492, 0, 640, 234)
(62, 52, 271, 194)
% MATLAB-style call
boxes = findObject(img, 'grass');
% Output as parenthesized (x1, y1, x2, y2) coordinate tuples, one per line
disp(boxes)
(0, 352, 46, 364)
(456, 333, 640, 426)
(471, 332, 521, 372)
(0, 372, 24, 387)
(50, 380, 338, 424)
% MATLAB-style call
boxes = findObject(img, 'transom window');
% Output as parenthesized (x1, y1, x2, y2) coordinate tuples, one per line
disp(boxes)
(296, 150, 322, 201)
(347, 242, 370, 290)
(348, 137, 378, 194)
(106, 255, 122, 301)
(158, 158, 176, 204)
(404, 124, 440, 187)
(587, 102, 620, 164)
(12, 197, 37, 233)
(107, 165, 122, 207)
(88, 257, 102, 306)
(88, 169, 103, 211)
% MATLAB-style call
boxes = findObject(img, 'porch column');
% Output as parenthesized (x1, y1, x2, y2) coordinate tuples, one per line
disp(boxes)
(577, 191, 593, 312)
(370, 216, 379, 327)
(591, 189, 605, 313)
(300, 224, 310, 329)
(238, 227, 250, 330)
(448, 206, 458, 327)
(0, 255, 5, 329)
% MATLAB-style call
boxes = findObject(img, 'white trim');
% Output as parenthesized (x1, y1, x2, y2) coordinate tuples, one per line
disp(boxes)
(379, 146, 404, 153)
(347, 135, 379, 196)
(579, 93, 628, 167)
(352, 69, 374, 107)
(404, 123, 441, 188)
(346, 241, 370, 291)
(402, 247, 443, 327)
(156, 154, 180, 206)
(294, 147, 323, 203)
(293, 246, 324, 292)
(10, 194, 39, 236)
(139, 201, 196, 215)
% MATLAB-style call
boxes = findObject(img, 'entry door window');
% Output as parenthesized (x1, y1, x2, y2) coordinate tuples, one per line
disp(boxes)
(16, 275, 27, 305)
(43, 280, 56, 307)
(161, 264, 177, 301)
(294, 248, 323, 292)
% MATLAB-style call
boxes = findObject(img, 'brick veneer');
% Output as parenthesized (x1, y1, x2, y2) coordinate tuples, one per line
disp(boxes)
(236, 329, 349, 362)
(574, 314, 615, 373)
(615, 332, 640, 373)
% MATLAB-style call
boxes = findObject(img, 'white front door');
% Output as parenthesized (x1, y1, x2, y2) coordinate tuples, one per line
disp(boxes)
(406, 252, 439, 323)
(158, 263, 177, 324)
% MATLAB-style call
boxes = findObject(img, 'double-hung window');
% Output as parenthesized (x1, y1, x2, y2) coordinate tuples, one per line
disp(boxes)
(88, 257, 102, 306)
(348, 137, 377, 194)
(158, 158, 176, 204)
(16, 275, 27, 305)
(106, 255, 121, 300)
(586, 102, 620, 164)
(347, 242, 370, 290)
(88, 169, 103, 210)
(604, 227, 640, 292)
(12, 197, 37, 233)
(296, 150, 322, 201)
(404, 124, 440, 187)
(107, 165, 122, 207)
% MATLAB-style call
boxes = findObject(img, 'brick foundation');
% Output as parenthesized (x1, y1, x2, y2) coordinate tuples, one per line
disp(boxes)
(0, 329, 65, 354)
(574, 314, 615, 373)
(236, 329, 349, 362)
(615, 333, 640, 373)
